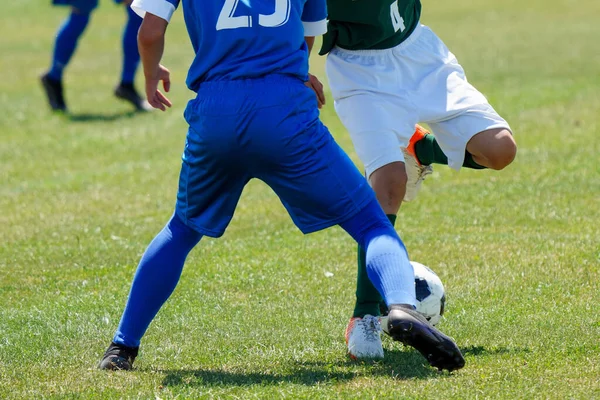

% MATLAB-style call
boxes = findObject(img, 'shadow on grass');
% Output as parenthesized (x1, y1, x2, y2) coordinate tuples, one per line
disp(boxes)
(66, 110, 139, 122)
(158, 350, 442, 388)
(161, 367, 356, 388)
(461, 345, 531, 357)
(157, 345, 531, 388)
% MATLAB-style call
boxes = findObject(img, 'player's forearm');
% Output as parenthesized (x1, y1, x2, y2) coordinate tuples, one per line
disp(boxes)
(138, 15, 167, 79)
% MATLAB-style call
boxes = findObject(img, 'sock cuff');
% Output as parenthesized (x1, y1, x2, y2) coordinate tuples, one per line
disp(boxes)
(463, 151, 487, 169)
(382, 290, 417, 308)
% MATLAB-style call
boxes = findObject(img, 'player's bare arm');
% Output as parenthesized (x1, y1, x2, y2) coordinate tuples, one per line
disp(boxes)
(138, 13, 172, 111)
(304, 36, 326, 108)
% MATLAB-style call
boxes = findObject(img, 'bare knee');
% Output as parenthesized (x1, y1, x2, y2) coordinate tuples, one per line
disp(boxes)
(368, 162, 408, 214)
(488, 130, 517, 170)
(468, 128, 517, 170)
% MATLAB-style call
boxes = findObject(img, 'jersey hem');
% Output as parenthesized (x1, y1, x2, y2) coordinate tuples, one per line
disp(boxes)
(175, 209, 226, 238)
(333, 23, 424, 55)
(296, 192, 374, 235)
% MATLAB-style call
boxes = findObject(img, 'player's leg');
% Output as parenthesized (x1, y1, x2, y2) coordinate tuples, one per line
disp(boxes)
(412, 25, 516, 172)
(347, 151, 411, 359)
(422, 108, 516, 174)
(326, 48, 419, 358)
(41, 1, 98, 111)
(99, 213, 202, 370)
(113, 0, 149, 110)
(401, 123, 515, 197)
(100, 105, 250, 370)
(339, 201, 465, 371)
(406, 126, 516, 170)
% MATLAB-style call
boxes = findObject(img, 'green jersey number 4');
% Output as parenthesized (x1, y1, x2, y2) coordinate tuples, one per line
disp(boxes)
(390, 0, 406, 32)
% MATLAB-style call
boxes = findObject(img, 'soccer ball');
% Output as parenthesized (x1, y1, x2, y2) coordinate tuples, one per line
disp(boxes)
(412, 261, 446, 326)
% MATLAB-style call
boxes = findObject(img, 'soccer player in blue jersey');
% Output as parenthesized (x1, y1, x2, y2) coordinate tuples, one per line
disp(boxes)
(41, 0, 149, 111)
(97, 0, 465, 372)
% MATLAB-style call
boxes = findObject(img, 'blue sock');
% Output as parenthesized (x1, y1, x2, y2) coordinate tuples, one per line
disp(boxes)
(48, 11, 91, 81)
(113, 214, 202, 348)
(120, 6, 142, 85)
(364, 234, 416, 307)
(340, 199, 417, 308)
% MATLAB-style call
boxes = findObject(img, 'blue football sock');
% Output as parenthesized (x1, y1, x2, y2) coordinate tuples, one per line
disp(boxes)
(364, 234, 416, 307)
(48, 11, 91, 81)
(120, 6, 142, 85)
(113, 214, 202, 348)
(340, 199, 417, 308)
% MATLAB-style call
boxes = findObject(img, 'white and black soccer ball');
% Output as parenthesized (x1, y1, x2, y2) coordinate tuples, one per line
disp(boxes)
(412, 261, 446, 326)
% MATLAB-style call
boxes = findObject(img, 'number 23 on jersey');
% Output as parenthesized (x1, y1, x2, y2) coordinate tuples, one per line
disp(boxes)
(217, 0, 292, 30)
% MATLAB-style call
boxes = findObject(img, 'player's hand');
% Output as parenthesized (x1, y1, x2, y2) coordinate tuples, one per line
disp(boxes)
(145, 64, 172, 111)
(305, 73, 326, 109)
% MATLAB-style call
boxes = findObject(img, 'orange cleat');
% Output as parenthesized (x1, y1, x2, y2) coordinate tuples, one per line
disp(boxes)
(401, 125, 433, 202)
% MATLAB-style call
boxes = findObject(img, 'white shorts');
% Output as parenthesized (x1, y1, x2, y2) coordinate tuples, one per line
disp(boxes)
(326, 23, 511, 175)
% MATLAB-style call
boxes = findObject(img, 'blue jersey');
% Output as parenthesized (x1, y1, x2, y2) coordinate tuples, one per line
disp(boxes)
(131, 0, 327, 92)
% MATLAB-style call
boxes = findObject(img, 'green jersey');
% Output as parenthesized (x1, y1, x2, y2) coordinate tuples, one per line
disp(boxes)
(320, 0, 421, 55)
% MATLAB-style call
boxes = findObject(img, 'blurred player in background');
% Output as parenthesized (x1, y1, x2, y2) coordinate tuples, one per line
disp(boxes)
(320, 0, 517, 359)
(41, 0, 149, 112)
(97, 0, 465, 373)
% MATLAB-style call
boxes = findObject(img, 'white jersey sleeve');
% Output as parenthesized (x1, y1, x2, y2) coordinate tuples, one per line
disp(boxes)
(131, 0, 179, 22)
(301, 0, 327, 36)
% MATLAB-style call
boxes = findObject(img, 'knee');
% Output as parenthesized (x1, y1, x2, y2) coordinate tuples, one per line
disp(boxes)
(169, 213, 203, 243)
(490, 130, 517, 170)
(369, 162, 408, 213)
(472, 129, 517, 170)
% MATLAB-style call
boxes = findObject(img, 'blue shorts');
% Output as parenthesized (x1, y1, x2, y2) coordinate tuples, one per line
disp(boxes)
(176, 76, 376, 238)
(52, 0, 123, 12)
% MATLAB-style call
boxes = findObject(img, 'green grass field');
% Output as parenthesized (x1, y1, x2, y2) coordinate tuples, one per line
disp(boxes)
(1, 0, 599, 398)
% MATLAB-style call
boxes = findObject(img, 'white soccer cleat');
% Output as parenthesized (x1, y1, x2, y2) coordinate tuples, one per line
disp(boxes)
(402, 125, 433, 202)
(345, 315, 384, 360)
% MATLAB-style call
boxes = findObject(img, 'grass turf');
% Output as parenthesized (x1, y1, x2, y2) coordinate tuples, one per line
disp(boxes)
(1, 0, 599, 398)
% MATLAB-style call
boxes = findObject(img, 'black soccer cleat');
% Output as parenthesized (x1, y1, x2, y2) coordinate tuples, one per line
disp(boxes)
(114, 82, 151, 111)
(98, 342, 139, 371)
(387, 304, 465, 372)
(40, 73, 67, 112)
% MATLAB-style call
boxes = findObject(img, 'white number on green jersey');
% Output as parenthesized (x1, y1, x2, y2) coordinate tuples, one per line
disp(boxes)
(217, 0, 291, 30)
(390, 0, 406, 33)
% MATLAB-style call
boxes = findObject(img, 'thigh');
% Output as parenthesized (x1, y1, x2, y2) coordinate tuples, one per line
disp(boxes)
(402, 25, 492, 123)
(428, 104, 511, 170)
(176, 122, 249, 238)
(257, 117, 377, 235)
(402, 26, 511, 170)
(334, 93, 412, 177)
(326, 51, 417, 177)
